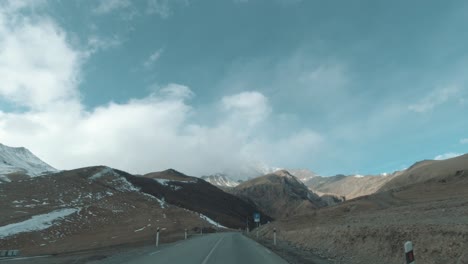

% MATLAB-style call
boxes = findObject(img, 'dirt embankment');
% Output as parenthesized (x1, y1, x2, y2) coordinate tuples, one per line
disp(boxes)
(247, 232, 331, 264)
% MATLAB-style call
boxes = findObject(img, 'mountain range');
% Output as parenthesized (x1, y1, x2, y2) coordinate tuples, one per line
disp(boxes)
(1, 142, 467, 262)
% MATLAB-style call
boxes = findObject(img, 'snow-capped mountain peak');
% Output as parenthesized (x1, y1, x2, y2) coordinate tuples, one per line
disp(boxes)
(0, 143, 57, 178)
(201, 173, 240, 188)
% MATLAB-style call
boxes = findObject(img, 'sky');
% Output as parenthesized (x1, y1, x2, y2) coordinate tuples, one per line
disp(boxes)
(0, 0, 467, 178)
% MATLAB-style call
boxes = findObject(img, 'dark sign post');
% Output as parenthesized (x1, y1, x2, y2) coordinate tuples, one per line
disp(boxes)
(253, 213, 260, 238)
(405, 241, 415, 264)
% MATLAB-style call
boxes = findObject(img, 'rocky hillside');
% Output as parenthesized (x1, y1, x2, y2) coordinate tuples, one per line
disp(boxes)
(256, 156, 468, 263)
(231, 170, 328, 219)
(288, 169, 317, 182)
(0, 166, 214, 255)
(379, 154, 468, 192)
(0, 143, 57, 182)
(125, 169, 272, 228)
(305, 173, 399, 200)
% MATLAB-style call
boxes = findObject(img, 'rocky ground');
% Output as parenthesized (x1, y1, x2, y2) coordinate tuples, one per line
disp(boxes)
(248, 232, 331, 264)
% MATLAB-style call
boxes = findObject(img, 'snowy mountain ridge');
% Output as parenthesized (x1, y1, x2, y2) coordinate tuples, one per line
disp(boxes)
(201, 173, 240, 188)
(0, 143, 57, 178)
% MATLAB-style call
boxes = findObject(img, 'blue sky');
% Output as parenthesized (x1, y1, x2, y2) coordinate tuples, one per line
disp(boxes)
(0, 0, 467, 177)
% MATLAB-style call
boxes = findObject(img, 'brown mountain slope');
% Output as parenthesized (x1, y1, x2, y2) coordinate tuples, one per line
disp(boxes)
(0, 166, 211, 256)
(257, 163, 468, 263)
(231, 170, 327, 219)
(124, 169, 272, 228)
(306, 173, 399, 200)
(379, 154, 468, 192)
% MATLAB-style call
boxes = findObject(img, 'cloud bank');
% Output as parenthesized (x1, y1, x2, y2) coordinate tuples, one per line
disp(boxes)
(0, 2, 322, 178)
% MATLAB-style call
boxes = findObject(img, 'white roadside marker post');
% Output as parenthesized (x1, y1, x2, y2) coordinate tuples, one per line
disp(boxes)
(273, 228, 277, 246)
(185, 229, 187, 240)
(405, 241, 415, 264)
(156, 227, 160, 248)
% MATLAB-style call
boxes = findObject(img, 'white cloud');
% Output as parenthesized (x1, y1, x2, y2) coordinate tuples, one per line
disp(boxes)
(0, 86, 321, 177)
(85, 35, 122, 57)
(0, 0, 46, 12)
(408, 86, 460, 113)
(221, 91, 271, 126)
(147, 0, 171, 18)
(93, 0, 131, 14)
(159, 83, 194, 100)
(460, 138, 468, 144)
(144, 49, 163, 68)
(145, 0, 189, 18)
(0, 4, 322, 178)
(434, 152, 462, 160)
(0, 4, 81, 110)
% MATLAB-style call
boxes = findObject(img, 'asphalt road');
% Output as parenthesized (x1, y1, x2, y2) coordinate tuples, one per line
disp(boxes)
(119, 232, 288, 264)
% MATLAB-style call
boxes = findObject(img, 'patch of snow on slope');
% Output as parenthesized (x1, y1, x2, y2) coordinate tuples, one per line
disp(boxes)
(88, 167, 140, 192)
(139, 193, 167, 208)
(114, 177, 140, 192)
(0, 143, 57, 177)
(89, 167, 117, 180)
(134, 226, 146, 232)
(0, 208, 79, 238)
(157, 198, 166, 209)
(203, 174, 239, 187)
(199, 214, 227, 228)
(0, 174, 11, 183)
(154, 179, 170, 185)
(154, 178, 196, 185)
(153, 179, 188, 191)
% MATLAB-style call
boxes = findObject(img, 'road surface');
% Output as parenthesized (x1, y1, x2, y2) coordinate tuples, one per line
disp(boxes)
(107, 232, 288, 264)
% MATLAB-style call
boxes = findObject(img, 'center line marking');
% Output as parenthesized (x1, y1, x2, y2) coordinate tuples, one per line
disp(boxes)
(149, 251, 160, 255)
(201, 236, 224, 264)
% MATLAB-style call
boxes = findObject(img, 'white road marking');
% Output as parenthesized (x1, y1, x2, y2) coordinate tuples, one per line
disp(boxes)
(149, 251, 160, 256)
(175, 243, 182, 247)
(265, 249, 272, 254)
(201, 236, 225, 264)
(0, 255, 51, 261)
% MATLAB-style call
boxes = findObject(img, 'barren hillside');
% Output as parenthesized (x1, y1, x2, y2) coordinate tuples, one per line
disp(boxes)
(126, 169, 272, 228)
(379, 154, 468, 192)
(232, 170, 328, 219)
(0, 167, 222, 256)
(256, 158, 468, 263)
(306, 173, 399, 200)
